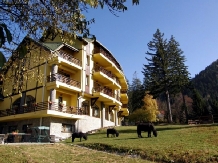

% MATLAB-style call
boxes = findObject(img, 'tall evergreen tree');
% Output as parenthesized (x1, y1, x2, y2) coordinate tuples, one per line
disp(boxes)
(191, 89, 207, 117)
(142, 29, 190, 123)
(128, 71, 144, 113)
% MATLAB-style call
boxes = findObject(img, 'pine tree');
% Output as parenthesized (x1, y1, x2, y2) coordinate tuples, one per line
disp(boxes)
(191, 89, 207, 117)
(128, 72, 144, 113)
(142, 29, 190, 123)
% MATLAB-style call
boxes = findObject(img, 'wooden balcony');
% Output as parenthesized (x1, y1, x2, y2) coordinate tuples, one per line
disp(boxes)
(93, 64, 121, 89)
(0, 101, 87, 121)
(58, 50, 82, 67)
(122, 104, 128, 108)
(47, 73, 81, 92)
(48, 50, 82, 71)
(92, 83, 121, 106)
(93, 48, 124, 78)
(120, 89, 128, 103)
(120, 89, 127, 94)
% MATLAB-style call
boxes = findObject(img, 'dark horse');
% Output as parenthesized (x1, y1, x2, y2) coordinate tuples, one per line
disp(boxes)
(107, 128, 119, 137)
(137, 123, 157, 138)
(72, 132, 88, 142)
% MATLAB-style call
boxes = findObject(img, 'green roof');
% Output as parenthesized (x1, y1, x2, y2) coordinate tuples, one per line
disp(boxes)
(41, 42, 63, 51)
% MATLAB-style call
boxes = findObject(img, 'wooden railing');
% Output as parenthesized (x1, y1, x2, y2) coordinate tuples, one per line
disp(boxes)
(94, 47, 122, 72)
(93, 84, 120, 102)
(58, 50, 82, 66)
(0, 101, 87, 118)
(47, 73, 81, 88)
(120, 89, 127, 94)
(93, 64, 120, 85)
(122, 104, 128, 108)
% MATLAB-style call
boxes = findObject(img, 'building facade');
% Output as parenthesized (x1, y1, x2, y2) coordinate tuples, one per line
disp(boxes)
(0, 34, 129, 141)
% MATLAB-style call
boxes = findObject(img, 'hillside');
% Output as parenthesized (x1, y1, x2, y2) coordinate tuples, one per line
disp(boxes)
(192, 59, 218, 99)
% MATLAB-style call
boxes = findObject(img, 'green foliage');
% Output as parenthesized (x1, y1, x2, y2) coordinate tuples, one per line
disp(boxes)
(191, 89, 207, 117)
(0, 0, 139, 47)
(191, 59, 218, 115)
(0, 23, 12, 47)
(128, 108, 148, 122)
(143, 29, 190, 97)
(0, 51, 6, 69)
(142, 29, 190, 122)
(128, 71, 145, 113)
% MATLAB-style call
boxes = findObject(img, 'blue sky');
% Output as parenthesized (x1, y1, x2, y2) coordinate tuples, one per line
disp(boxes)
(85, 0, 218, 83)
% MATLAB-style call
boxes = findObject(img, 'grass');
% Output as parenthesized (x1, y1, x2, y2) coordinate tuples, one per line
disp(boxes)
(1, 124, 218, 163)
(65, 124, 218, 163)
(0, 143, 149, 163)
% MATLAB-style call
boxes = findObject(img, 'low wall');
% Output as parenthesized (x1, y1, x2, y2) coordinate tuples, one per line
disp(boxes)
(75, 116, 115, 133)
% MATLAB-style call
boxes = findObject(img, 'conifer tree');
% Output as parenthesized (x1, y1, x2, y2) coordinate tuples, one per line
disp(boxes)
(192, 89, 207, 117)
(128, 71, 144, 113)
(142, 29, 190, 123)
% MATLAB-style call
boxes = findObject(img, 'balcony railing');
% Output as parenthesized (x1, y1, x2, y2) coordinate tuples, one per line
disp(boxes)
(121, 89, 127, 94)
(0, 101, 87, 118)
(47, 73, 81, 88)
(94, 47, 122, 72)
(93, 84, 120, 102)
(122, 104, 128, 108)
(58, 50, 82, 67)
(93, 64, 120, 85)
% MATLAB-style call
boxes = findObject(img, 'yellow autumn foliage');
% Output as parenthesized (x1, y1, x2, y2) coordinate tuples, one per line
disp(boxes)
(128, 93, 159, 122)
(142, 93, 159, 122)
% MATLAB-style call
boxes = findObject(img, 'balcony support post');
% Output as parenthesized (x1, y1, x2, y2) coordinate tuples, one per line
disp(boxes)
(50, 88, 56, 110)
(52, 64, 58, 74)
(114, 110, 118, 126)
(101, 102, 105, 128)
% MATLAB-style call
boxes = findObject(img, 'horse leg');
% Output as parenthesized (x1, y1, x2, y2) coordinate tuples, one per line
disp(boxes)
(148, 130, 151, 137)
(80, 137, 82, 142)
(137, 130, 142, 138)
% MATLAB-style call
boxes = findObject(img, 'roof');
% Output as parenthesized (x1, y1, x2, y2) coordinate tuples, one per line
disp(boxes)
(41, 42, 63, 51)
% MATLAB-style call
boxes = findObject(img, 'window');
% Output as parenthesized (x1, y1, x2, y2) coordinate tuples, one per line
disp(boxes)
(62, 124, 73, 133)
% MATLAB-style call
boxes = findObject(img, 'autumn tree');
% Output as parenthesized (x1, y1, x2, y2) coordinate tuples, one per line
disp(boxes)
(128, 92, 159, 122)
(142, 29, 190, 123)
(141, 92, 159, 122)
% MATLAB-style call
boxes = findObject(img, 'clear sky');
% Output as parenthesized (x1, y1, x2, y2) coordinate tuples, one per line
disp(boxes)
(85, 0, 218, 83)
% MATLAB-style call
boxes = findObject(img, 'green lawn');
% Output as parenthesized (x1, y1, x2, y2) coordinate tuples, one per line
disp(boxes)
(66, 124, 218, 163)
(1, 124, 218, 163)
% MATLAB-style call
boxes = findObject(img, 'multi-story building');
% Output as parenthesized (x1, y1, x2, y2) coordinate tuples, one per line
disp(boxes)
(0, 34, 129, 141)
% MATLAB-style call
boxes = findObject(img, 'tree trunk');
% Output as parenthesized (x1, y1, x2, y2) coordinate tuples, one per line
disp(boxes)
(182, 92, 188, 124)
(166, 90, 173, 123)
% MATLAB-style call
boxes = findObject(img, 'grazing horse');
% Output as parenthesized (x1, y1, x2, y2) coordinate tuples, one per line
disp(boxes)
(72, 132, 87, 142)
(107, 128, 119, 137)
(137, 123, 157, 138)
